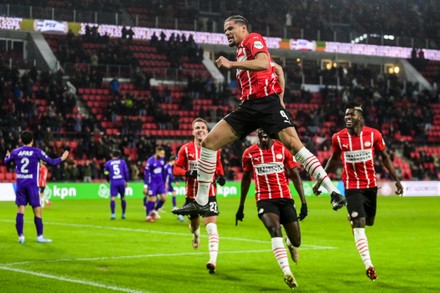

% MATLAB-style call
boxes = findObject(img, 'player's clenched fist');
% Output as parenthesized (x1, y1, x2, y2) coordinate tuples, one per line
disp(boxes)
(215, 56, 232, 69)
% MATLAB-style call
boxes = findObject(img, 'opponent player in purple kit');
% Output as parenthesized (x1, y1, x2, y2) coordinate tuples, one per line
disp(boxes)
(4, 130, 69, 243)
(104, 150, 130, 220)
(164, 156, 185, 222)
(144, 146, 167, 222)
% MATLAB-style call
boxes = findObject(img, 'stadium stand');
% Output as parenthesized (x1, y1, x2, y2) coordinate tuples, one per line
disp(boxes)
(2, 0, 440, 48)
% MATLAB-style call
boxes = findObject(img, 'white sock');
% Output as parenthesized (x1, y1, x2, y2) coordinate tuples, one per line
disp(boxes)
(272, 237, 291, 275)
(295, 147, 338, 194)
(353, 228, 373, 269)
(196, 147, 217, 206)
(206, 223, 219, 265)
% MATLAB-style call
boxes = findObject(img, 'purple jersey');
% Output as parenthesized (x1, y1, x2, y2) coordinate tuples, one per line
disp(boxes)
(104, 158, 129, 198)
(164, 164, 176, 192)
(144, 156, 165, 186)
(104, 159, 129, 183)
(4, 146, 62, 188)
(164, 163, 176, 192)
(144, 155, 166, 196)
(4, 145, 62, 207)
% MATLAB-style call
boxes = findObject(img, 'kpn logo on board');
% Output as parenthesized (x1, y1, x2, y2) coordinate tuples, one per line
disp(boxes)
(44, 185, 77, 199)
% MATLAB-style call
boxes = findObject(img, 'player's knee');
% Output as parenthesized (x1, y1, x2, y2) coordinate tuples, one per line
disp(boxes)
(352, 217, 365, 228)
(292, 238, 301, 248)
(366, 217, 375, 226)
(201, 136, 215, 150)
(206, 223, 217, 234)
(279, 131, 302, 153)
(266, 225, 282, 237)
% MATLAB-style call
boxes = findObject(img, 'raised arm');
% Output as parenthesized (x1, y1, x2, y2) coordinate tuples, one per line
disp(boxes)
(215, 52, 269, 71)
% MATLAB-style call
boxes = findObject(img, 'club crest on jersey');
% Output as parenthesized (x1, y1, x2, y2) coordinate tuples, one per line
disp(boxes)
(364, 141, 371, 147)
(253, 41, 263, 49)
(276, 154, 283, 160)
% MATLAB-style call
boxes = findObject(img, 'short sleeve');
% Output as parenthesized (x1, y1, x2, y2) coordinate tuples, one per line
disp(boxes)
(242, 148, 253, 172)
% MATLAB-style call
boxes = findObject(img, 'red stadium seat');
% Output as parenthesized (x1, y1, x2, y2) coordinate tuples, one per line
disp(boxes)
(5, 173, 13, 181)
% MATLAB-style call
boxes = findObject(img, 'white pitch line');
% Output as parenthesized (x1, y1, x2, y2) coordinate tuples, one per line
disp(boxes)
(0, 219, 337, 249)
(2, 249, 271, 267)
(0, 266, 149, 293)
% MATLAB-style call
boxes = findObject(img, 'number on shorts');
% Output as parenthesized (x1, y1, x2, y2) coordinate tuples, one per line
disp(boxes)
(280, 110, 291, 124)
(209, 201, 218, 213)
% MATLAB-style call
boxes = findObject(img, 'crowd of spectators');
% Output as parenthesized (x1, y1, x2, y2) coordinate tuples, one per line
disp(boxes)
(2, 49, 440, 181)
(5, 0, 440, 47)
(54, 29, 137, 76)
(151, 32, 204, 69)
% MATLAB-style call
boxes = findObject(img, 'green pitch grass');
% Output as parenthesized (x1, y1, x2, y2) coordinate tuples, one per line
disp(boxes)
(0, 195, 439, 292)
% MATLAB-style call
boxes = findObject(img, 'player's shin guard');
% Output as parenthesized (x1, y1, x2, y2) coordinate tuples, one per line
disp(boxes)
(110, 201, 116, 214)
(295, 147, 338, 194)
(353, 228, 373, 269)
(155, 199, 165, 211)
(121, 200, 126, 214)
(146, 201, 155, 216)
(34, 216, 43, 237)
(196, 147, 217, 206)
(16, 213, 24, 236)
(206, 223, 219, 265)
(272, 237, 292, 275)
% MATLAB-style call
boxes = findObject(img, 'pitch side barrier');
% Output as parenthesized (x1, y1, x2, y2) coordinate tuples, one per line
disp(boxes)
(1, 181, 439, 201)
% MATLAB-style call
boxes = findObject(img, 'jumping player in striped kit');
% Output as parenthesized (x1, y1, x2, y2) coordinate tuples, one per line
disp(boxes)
(173, 118, 225, 274)
(237, 129, 307, 288)
(173, 15, 346, 218)
(313, 103, 403, 281)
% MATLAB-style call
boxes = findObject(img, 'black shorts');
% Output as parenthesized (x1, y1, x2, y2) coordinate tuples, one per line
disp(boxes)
(256, 198, 298, 224)
(39, 186, 45, 193)
(185, 196, 219, 220)
(345, 188, 378, 219)
(223, 95, 294, 139)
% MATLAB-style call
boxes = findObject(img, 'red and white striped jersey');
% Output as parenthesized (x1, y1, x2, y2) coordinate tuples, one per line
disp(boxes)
(236, 33, 282, 101)
(175, 142, 223, 199)
(242, 140, 300, 201)
(332, 126, 386, 189)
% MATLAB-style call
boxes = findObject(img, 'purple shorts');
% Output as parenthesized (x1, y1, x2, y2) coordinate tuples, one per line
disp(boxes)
(147, 181, 166, 196)
(15, 185, 40, 207)
(110, 181, 126, 198)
